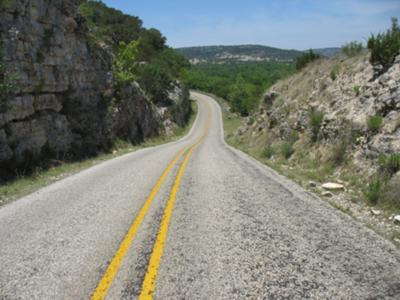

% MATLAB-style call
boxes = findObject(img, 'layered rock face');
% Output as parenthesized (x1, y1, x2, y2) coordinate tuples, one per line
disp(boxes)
(0, 0, 189, 177)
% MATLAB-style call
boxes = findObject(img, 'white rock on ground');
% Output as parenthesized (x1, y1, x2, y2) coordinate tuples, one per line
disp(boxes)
(322, 191, 334, 197)
(322, 182, 345, 191)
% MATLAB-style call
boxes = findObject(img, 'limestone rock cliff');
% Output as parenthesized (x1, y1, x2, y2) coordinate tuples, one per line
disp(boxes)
(236, 52, 400, 180)
(0, 0, 190, 178)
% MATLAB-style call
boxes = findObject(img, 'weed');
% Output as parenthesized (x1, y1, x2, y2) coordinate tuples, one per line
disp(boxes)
(281, 142, 294, 159)
(367, 115, 383, 132)
(262, 145, 275, 159)
(363, 178, 383, 205)
(379, 153, 400, 176)
(309, 110, 324, 142)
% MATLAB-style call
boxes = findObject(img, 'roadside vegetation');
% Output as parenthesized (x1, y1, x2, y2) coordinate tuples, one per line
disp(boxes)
(184, 62, 294, 116)
(0, 101, 198, 207)
(368, 17, 400, 74)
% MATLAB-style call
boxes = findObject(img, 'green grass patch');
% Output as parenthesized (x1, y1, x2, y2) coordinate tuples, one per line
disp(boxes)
(367, 115, 383, 132)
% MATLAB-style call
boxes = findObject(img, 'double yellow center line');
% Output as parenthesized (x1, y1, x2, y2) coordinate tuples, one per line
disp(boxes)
(90, 100, 210, 300)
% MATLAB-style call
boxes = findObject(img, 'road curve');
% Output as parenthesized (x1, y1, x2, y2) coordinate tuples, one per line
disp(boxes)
(0, 92, 399, 299)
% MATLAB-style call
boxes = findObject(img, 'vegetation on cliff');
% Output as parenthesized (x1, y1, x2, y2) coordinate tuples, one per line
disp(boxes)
(368, 17, 400, 74)
(79, 0, 189, 105)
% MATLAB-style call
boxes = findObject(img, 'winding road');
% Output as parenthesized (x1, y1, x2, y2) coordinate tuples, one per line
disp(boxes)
(0, 92, 399, 299)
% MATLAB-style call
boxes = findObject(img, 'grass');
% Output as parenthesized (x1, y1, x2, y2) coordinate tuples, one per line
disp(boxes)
(379, 153, 400, 176)
(261, 145, 275, 159)
(363, 178, 383, 205)
(280, 142, 294, 159)
(309, 110, 324, 142)
(0, 100, 198, 207)
(367, 115, 383, 132)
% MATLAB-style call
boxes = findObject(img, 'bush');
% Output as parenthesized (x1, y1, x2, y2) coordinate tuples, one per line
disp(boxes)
(281, 142, 294, 159)
(379, 153, 400, 176)
(296, 49, 321, 71)
(368, 18, 400, 73)
(341, 41, 363, 57)
(367, 115, 383, 132)
(364, 179, 383, 205)
(309, 110, 324, 142)
(262, 145, 275, 159)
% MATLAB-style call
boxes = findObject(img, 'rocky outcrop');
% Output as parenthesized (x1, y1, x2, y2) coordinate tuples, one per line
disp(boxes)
(240, 53, 400, 175)
(0, 0, 190, 178)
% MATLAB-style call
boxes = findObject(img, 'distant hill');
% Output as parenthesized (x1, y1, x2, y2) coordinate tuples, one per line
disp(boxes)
(176, 45, 341, 64)
(175, 45, 303, 64)
(311, 47, 341, 58)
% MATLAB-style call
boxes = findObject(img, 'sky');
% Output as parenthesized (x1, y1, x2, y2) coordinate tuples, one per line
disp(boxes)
(102, 0, 400, 50)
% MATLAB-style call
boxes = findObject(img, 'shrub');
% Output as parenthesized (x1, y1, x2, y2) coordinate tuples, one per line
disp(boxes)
(379, 153, 400, 176)
(281, 142, 294, 159)
(367, 115, 383, 132)
(341, 41, 363, 57)
(262, 145, 275, 159)
(296, 49, 321, 71)
(364, 178, 383, 205)
(309, 110, 324, 142)
(368, 18, 400, 73)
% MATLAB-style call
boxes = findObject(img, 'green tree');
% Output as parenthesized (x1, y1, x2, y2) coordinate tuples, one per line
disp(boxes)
(368, 17, 400, 73)
(113, 40, 140, 85)
(295, 50, 320, 71)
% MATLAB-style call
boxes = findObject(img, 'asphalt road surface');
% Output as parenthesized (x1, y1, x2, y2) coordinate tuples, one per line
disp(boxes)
(0, 92, 399, 300)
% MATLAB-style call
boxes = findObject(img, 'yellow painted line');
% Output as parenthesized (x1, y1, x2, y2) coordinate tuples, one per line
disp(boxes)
(138, 98, 211, 300)
(138, 144, 198, 300)
(90, 147, 188, 300)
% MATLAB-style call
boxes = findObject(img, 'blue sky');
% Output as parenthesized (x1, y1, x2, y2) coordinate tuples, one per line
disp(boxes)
(102, 0, 400, 50)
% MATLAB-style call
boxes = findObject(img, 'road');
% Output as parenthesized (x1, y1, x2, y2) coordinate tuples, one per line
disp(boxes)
(0, 92, 399, 299)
